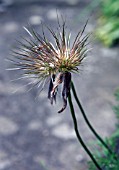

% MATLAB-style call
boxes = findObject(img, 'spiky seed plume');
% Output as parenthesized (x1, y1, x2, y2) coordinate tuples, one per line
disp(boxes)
(8, 20, 90, 113)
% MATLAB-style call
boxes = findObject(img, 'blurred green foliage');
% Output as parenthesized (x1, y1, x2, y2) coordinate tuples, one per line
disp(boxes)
(114, 88, 119, 124)
(89, 88, 119, 170)
(96, 0, 119, 47)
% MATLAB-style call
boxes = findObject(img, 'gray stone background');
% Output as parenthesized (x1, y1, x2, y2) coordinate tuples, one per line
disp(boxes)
(0, 0, 119, 170)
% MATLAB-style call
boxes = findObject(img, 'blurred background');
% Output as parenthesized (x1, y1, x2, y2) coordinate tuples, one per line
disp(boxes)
(0, 0, 119, 170)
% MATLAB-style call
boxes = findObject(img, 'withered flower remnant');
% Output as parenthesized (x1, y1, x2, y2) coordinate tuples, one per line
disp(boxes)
(9, 20, 90, 113)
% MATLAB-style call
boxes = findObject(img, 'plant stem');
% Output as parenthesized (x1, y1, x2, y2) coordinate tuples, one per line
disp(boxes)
(68, 91, 102, 170)
(71, 81, 116, 158)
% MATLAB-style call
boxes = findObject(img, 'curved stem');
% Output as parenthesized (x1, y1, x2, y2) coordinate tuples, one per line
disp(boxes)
(71, 81, 116, 158)
(68, 91, 102, 170)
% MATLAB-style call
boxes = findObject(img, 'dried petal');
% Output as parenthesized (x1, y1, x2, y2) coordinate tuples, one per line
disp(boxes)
(48, 73, 63, 104)
(48, 74, 56, 104)
(58, 72, 71, 113)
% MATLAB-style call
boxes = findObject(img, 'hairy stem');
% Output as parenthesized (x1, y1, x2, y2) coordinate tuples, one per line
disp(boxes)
(71, 81, 117, 159)
(68, 91, 102, 170)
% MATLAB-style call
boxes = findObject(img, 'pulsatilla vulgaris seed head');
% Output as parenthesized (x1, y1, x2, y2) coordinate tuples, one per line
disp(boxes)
(8, 19, 90, 113)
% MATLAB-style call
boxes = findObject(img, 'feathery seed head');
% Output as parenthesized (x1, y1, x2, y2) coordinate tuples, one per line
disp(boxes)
(9, 20, 90, 113)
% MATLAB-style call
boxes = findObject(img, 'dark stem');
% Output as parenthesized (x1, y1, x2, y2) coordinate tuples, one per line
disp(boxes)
(68, 91, 102, 170)
(71, 81, 117, 159)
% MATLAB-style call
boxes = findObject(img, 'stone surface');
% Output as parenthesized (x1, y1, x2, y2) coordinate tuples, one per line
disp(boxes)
(51, 123, 76, 139)
(0, 116, 18, 135)
(27, 121, 42, 131)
